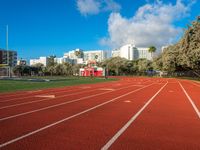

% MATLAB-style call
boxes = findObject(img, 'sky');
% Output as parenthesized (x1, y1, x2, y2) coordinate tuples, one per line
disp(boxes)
(0, 0, 199, 60)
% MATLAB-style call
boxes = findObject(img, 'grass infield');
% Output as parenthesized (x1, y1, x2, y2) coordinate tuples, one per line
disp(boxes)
(0, 76, 117, 93)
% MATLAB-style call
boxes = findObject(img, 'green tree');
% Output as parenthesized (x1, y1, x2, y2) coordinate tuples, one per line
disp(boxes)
(148, 46, 156, 58)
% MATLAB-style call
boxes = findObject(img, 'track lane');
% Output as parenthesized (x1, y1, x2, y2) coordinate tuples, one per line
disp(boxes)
(0, 78, 147, 105)
(0, 79, 123, 101)
(179, 80, 200, 116)
(0, 80, 122, 102)
(109, 80, 200, 150)
(0, 81, 152, 119)
(0, 80, 160, 148)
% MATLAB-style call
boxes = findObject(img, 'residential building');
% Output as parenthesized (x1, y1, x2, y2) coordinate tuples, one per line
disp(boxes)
(64, 49, 109, 64)
(17, 59, 27, 65)
(112, 49, 120, 57)
(54, 57, 75, 64)
(30, 57, 50, 66)
(0, 49, 17, 67)
(83, 50, 108, 63)
(112, 44, 152, 60)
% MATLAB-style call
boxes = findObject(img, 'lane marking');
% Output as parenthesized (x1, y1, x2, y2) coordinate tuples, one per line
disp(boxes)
(0, 82, 151, 110)
(190, 81, 200, 87)
(178, 82, 200, 119)
(0, 81, 136, 103)
(0, 82, 156, 148)
(35, 95, 55, 98)
(101, 81, 168, 150)
(124, 100, 131, 103)
(98, 88, 115, 91)
(0, 83, 154, 121)
(0, 89, 101, 109)
(0, 87, 90, 103)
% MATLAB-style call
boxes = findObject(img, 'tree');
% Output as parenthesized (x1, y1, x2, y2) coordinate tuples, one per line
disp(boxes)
(148, 46, 156, 59)
(102, 57, 128, 75)
(47, 55, 56, 67)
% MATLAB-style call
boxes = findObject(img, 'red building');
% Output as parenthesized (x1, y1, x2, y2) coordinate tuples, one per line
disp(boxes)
(80, 67, 104, 77)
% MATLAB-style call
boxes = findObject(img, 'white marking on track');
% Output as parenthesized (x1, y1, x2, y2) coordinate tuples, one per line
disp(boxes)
(101, 81, 168, 150)
(35, 95, 55, 98)
(124, 100, 131, 103)
(98, 88, 115, 91)
(0, 83, 155, 148)
(0, 84, 154, 121)
(179, 82, 200, 119)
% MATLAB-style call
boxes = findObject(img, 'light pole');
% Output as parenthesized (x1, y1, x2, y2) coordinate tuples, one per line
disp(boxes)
(6, 25, 10, 78)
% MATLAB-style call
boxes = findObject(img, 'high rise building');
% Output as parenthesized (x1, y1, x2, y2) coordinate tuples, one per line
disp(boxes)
(112, 44, 153, 60)
(64, 49, 110, 64)
(0, 49, 17, 67)
(30, 57, 50, 66)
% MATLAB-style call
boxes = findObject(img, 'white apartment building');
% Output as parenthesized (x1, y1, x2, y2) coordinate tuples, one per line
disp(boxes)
(112, 44, 153, 60)
(63, 49, 109, 64)
(30, 57, 49, 66)
(83, 50, 108, 63)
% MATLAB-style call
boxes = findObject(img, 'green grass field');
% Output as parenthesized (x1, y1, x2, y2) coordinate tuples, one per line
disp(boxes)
(0, 77, 116, 93)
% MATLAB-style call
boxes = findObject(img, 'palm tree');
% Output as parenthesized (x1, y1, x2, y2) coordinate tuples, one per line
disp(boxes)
(148, 46, 156, 59)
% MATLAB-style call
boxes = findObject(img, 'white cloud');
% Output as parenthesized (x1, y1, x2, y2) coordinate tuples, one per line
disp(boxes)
(77, 0, 101, 16)
(77, 0, 121, 16)
(100, 0, 194, 50)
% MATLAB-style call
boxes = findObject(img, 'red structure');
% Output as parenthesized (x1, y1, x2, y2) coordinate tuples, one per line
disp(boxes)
(79, 60, 104, 77)
(80, 67, 104, 77)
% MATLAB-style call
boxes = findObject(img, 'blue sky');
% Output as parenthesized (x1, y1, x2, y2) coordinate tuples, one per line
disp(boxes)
(0, 0, 199, 60)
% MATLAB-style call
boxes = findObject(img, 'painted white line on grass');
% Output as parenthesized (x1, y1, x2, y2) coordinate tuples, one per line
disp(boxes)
(0, 83, 154, 121)
(0, 82, 156, 148)
(179, 82, 200, 119)
(101, 81, 168, 150)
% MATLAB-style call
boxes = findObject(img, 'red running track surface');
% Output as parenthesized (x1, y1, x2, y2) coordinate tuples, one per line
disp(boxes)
(0, 77, 199, 150)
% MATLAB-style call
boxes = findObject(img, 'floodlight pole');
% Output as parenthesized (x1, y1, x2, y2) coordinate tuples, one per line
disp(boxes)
(6, 25, 10, 78)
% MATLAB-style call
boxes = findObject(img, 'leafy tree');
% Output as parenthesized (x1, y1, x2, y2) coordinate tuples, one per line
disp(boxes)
(148, 46, 156, 58)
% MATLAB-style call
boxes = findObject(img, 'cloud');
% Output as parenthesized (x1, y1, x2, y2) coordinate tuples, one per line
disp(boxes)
(77, 0, 121, 16)
(100, 0, 194, 50)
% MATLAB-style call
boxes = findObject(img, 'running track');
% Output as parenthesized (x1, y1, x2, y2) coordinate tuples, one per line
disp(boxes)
(0, 77, 200, 150)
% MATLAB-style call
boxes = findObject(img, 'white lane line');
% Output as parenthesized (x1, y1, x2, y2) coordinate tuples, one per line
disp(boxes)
(0, 83, 154, 121)
(178, 82, 200, 119)
(191, 81, 200, 87)
(0, 81, 135, 103)
(0, 89, 97, 110)
(0, 82, 151, 110)
(0, 91, 111, 121)
(0, 82, 156, 148)
(0, 87, 89, 103)
(101, 81, 168, 150)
